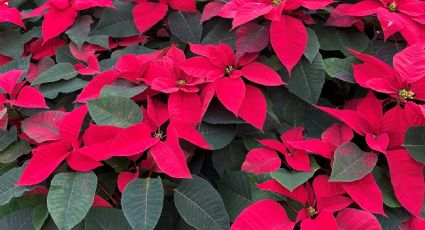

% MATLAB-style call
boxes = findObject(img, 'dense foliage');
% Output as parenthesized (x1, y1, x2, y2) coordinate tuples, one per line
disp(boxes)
(0, 0, 424, 229)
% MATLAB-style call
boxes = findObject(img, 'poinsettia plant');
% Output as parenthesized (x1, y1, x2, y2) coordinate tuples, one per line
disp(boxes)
(0, 0, 424, 229)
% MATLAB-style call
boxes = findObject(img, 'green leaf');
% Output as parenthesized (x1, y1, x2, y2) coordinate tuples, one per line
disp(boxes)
(122, 178, 164, 230)
(267, 87, 304, 130)
(284, 54, 325, 104)
(86, 35, 110, 49)
(0, 57, 30, 74)
(212, 141, 246, 177)
(55, 46, 78, 65)
(0, 139, 30, 164)
(0, 194, 45, 218)
(314, 27, 369, 56)
(174, 176, 230, 230)
(0, 127, 17, 151)
(100, 81, 148, 99)
(0, 208, 34, 229)
(203, 100, 244, 125)
(0, 30, 23, 59)
(33, 204, 49, 230)
(32, 63, 78, 85)
(271, 165, 318, 191)
(39, 78, 88, 99)
(168, 11, 202, 44)
(376, 207, 410, 230)
(372, 167, 400, 208)
(304, 28, 320, 63)
(90, 2, 139, 37)
(330, 142, 378, 182)
(0, 165, 32, 205)
(403, 126, 425, 164)
(202, 19, 235, 49)
(47, 172, 97, 230)
(199, 123, 236, 150)
(87, 96, 143, 128)
(324, 57, 358, 83)
(84, 208, 132, 230)
(217, 172, 254, 221)
(66, 15, 93, 49)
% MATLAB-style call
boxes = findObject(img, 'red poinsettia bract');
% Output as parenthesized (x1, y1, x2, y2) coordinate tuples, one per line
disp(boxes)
(24, 0, 114, 41)
(218, 0, 334, 73)
(180, 43, 284, 129)
(333, 0, 425, 44)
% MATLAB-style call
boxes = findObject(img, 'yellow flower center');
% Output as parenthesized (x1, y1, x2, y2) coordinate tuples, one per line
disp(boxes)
(152, 130, 164, 140)
(176, 79, 186, 87)
(272, 0, 283, 7)
(307, 206, 316, 217)
(225, 65, 234, 76)
(398, 89, 415, 100)
(388, 2, 397, 12)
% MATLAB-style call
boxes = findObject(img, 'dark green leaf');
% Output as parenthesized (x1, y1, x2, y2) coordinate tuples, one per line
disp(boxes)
(32, 63, 78, 85)
(33, 204, 49, 230)
(271, 162, 319, 191)
(199, 123, 236, 150)
(0, 140, 30, 164)
(304, 28, 320, 63)
(217, 172, 253, 221)
(324, 57, 358, 83)
(372, 167, 400, 208)
(0, 127, 17, 153)
(202, 19, 235, 49)
(87, 96, 143, 128)
(174, 176, 230, 230)
(122, 178, 164, 230)
(100, 82, 148, 99)
(39, 78, 88, 99)
(0, 165, 32, 205)
(212, 141, 246, 177)
(403, 126, 425, 164)
(284, 54, 325, 104)
(47, 172, 97, 230)
(330, 142, 378, 182)
(0, 208, 34, 229)
(85, 208, 132, 230)
(0, 30, 23, 59)
(66, 15, 93, 49)
(91, 2, 139, 37)
(168, 11, 202, 44)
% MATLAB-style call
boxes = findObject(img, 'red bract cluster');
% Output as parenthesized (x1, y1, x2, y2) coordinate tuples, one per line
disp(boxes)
(0, 0, 424, 229)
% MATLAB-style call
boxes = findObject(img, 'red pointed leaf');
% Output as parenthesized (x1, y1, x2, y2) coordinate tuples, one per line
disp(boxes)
(386, 149, 425, 217)
(216, 77, 245, 115)
(270, 15, 307, 74)
(7, 86, 48, 109)
(18, 142, 69, 186)
(150, 128, 191, 178)
(231, 199, 295, 230)
(42, 7, 78, 41)
(341, 174, 384, 214)
(132, 2, 168, 34)
(0, 6, 25, 28)
(0, 70, 23, 95)
(110, 123, 159, 156)
(237, 84, 267, 130)
(72, 0, 114, 10)
(336, 208, 381, 230)
(242, 148, 281, 174)
(168, 92, 201, 126)
(241, 62, 284, 86)
(21, 111, 66, 143)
